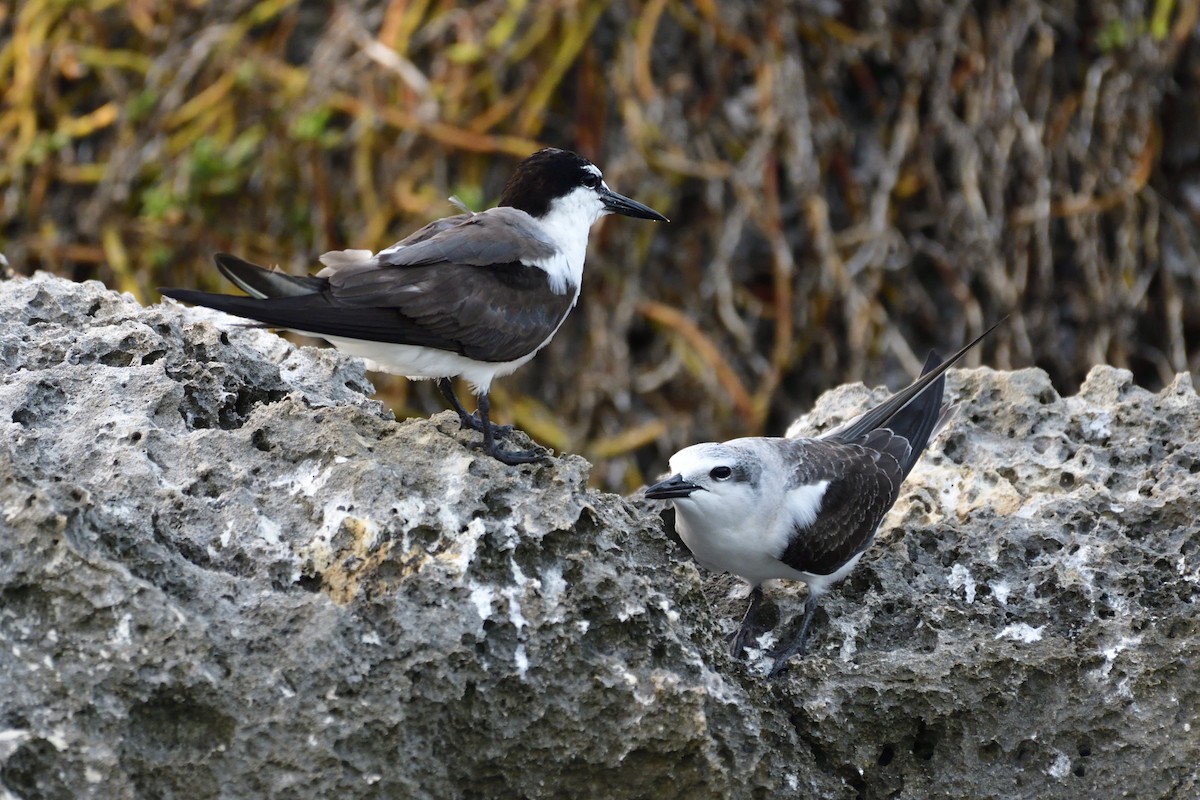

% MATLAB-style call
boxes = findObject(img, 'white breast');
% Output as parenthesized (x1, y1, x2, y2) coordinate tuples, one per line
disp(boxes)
(526, 186, 604, 294)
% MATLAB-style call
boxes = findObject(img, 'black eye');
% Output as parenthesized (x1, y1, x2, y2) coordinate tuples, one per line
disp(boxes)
(582, 173, 601, 189)
(710, 466, 733, 481)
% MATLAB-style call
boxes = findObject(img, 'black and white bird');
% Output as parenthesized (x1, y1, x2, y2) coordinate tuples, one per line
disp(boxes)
(161, 148, 667, 464)
(645, 324, 999, 676)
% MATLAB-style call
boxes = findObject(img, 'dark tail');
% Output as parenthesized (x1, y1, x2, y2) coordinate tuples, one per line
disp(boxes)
(212, 253, 325, 299)
(159, 253, 324, 306)
(160, 259, 453, 348)
(825, 318, 1004, 449)
(159, 252, 336, 327)
(878, 350, 947, 479)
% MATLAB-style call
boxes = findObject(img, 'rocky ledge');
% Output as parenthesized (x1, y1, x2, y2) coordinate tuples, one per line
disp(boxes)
(1, 272, 1197, 799)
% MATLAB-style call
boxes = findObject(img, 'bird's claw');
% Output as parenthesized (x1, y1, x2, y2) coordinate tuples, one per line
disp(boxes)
(726, 624, 759, 660)
(456, 412, 513, 439)
(471, 440, 551, 466)
(451, 412, 506, 438)
(764, 639, 808, 679)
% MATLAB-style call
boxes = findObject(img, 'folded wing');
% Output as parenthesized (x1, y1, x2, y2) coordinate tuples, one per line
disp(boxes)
(160, 210, 575, 364)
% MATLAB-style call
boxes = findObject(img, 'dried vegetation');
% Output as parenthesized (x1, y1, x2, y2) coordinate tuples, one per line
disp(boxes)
(3, 0, 1198, 489)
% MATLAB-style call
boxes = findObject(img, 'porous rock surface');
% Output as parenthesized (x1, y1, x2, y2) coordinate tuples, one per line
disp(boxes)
(1, 272, 1197, 799)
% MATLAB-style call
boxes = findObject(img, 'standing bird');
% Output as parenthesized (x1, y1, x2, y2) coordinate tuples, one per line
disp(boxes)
(161, 148, 668, 464)
(645, 324, 999, 676)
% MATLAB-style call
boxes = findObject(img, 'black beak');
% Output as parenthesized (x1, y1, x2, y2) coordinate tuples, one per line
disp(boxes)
(644, 473, 702, 500)
(600, 187, 669, 222)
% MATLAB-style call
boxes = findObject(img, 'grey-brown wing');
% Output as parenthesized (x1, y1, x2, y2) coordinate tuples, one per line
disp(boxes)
(778, 437, 908, 575)
(386, 260, 574, 361)
(384, 214, 474, 249)
(374, 207, 558, 269)
(329, 260, 576, 362)
(164, 260, 577, 363)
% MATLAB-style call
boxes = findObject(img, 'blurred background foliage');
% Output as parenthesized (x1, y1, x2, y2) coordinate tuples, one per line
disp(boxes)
(2, 0, 1199, 490)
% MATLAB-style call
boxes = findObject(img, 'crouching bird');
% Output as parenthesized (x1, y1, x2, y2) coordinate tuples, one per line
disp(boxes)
(161, 148, 667, 465)
(645, 322, 1000, 676)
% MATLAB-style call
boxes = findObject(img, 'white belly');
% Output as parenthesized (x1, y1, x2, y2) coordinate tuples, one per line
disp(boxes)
(675, 510, 866, 595)
(310, 334, 537, 394)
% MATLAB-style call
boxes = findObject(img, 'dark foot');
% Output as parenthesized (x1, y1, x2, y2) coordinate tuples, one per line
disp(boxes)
(471, 389, 550, 466)
(436, 378, 512, 437)
(472, 439, 551, 466)
(728, 623, 760, 659)
(727, 587, 765, 659)
(462, 412, 514, 439)
(766, 593, 822, 679)
(766, 639, 807, 678)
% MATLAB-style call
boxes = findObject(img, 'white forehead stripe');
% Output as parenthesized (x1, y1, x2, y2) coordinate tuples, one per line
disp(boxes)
(584, 163, 602, 178)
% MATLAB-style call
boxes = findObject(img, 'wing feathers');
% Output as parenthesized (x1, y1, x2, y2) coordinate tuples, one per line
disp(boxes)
(378, 212, 556, 268)
(779, 444, 897, 575)
(776, 322, 1002, 576)
(213, 253, 326, 299)
(317, 249, 375, 270)
(164, 254, 575, 363)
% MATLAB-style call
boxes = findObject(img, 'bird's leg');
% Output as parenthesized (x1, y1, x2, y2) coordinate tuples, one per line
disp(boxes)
(767, 592, 821, 678)
(473, 391, 549, 466)
(435, 378, 512, 438)
(436, 377, 475, 428)
(727, 586, 765, 658)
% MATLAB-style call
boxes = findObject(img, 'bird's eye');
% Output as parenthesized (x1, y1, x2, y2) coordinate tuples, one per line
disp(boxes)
(583, 173, 601, 189)
(710, 466, 733, 481)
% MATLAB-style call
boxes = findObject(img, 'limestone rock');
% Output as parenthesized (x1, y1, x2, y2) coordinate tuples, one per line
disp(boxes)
(0, 274, 808, 798)
(771, 358, 1200, 798)
(2, 272, 1197, 798)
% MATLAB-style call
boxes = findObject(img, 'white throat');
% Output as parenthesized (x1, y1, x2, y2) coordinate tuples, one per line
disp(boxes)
(526, 186, 606, 295)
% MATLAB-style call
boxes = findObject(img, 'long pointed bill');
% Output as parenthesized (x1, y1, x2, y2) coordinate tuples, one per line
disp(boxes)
(644, 473, 702, 499)
(600, 187, 669, 222)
